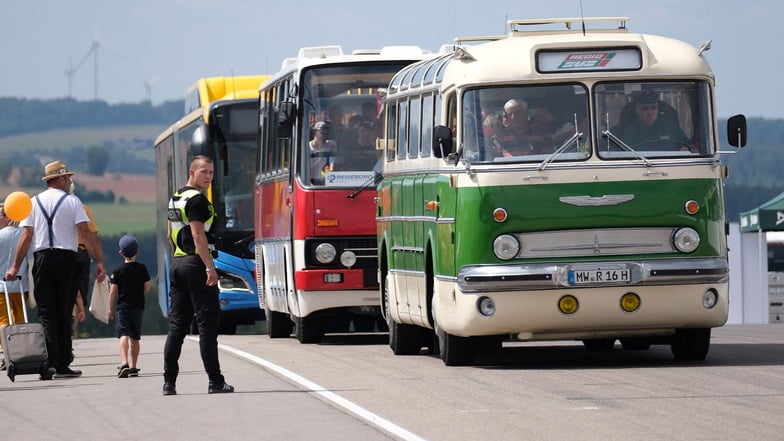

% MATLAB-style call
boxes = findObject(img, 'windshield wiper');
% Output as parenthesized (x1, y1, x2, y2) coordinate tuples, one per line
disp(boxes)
(537, 131, 583, 171)
(347, 172, 382, 199)
(602, 129, 653, 167)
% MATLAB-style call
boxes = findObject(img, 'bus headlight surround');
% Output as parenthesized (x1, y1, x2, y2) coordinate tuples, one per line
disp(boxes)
(477, 296, 495, 316)
(493, 234, 520, 260)
(673, 228, 700, 253)
(702, 288, 718, 309)
(340, 250, 357, 268)
(315, 243, 337, 264)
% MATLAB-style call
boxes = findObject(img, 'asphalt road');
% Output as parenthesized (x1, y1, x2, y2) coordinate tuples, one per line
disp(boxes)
(2, 324, 783, 441)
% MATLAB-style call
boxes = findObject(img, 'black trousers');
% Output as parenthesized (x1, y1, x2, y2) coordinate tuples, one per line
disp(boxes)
(163, 255, 224, 385)
(33, 248, 78, 370)
(75, 248, 91, 306)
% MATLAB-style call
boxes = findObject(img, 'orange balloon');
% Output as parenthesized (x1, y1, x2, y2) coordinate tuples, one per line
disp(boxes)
(4, 191, 32, 221)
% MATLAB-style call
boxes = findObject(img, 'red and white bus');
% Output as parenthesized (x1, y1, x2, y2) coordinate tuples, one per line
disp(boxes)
(255, 45, 430, 342)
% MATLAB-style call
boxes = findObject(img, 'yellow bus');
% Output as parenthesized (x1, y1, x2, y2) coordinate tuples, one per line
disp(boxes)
(154, 75, 269, 334)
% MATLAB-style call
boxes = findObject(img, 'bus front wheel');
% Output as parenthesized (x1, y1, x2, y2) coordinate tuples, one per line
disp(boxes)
(671, 328, 710, 361)
(432, 297, 475, 366)
(266, 306, 293, 338)
(295, 315, 324, 344)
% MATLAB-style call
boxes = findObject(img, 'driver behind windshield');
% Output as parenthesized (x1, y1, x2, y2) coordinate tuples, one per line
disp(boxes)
(619, 90, 693, 152)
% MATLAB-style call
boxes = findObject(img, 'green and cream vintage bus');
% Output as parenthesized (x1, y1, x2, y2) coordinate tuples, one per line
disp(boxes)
(377, 17, 747, 365)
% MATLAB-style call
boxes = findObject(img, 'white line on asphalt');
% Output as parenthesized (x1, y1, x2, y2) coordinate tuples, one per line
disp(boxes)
(217, 341, 428, 441)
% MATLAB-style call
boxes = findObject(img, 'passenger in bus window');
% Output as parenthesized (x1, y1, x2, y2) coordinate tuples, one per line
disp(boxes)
(528, 101, 575, 145)
(308, 121, 336, 184)
(618, 91, 694, 152)
(328, 105, 347, 144)
(492, 99, 547, 157)
(335, 120, 378, 171)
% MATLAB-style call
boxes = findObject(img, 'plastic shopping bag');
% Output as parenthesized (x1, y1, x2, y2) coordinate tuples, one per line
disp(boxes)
(88, 278, 110, 324)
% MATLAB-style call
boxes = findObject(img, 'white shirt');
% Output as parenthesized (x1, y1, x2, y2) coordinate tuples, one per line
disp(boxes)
(20, 188, 89, 252)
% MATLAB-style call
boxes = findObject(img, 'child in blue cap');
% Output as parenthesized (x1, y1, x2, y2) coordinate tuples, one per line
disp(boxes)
(108, 234, 150, 378)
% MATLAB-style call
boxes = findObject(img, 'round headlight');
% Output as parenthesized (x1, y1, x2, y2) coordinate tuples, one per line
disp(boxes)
(340, 250, 357, 268)
(493, 234, 520, 260)
(477, 296, 495, 316)
(315, 243, 337, 264)
(673, 228, 700, 253)
(702, 289, 718, 309)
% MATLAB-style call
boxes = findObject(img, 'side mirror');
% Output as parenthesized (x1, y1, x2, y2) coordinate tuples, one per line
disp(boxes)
(277, 101, 296, 136)
(433, 125, 453, 158)
(190, 125, 208, 155)
(727, 114, 747, 148)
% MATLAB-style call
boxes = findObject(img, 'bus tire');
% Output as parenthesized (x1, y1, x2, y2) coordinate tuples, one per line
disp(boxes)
(384, 272, 423, 355)
(266, 307, 293, 338)
(620, 337, 651, 351)
(582, 338, 616, 351)
(671, 328, 710, 361)
(295, 315, 324, 344)
(432, 297, 474, 366)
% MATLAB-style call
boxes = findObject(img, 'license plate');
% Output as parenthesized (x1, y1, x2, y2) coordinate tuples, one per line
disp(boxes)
(568, 268, 631, 285)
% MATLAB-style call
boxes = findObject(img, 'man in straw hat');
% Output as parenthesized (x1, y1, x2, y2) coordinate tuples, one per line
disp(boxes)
(5, 160, 106, 379)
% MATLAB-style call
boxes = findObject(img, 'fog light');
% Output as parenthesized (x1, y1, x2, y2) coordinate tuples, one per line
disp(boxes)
(558, 295, 578, 314)
(702, 288, 718, 309)
(620, 292, 641, 312)
(478, 296, 495, 316)
(340, 250, 357, 268)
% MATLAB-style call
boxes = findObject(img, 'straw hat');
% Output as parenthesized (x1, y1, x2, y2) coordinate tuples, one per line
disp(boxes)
(41, 160, 75, 181)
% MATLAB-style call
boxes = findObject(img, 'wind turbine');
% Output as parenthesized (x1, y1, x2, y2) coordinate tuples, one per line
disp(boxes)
(143, 76, 158, 103)
(64, 37, 100, 100)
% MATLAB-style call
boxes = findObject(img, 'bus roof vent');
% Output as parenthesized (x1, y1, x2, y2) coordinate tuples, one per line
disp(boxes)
(378, 46, 430, 57)
(297, 45, 344, 60)
(508, 17, 629, 34)
(280, 57, 299, 70)
(352, 49, 383, 55)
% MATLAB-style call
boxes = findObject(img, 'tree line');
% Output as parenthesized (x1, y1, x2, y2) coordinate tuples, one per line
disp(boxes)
(0, 97, 183, 137)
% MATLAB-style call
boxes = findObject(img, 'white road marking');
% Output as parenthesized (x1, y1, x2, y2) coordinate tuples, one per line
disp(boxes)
(217, 341, 428, 441)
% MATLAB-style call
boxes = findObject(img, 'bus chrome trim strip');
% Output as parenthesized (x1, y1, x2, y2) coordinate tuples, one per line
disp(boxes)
(456, 258, 728, 292)
(376, 215, 455, 224)
(559, 194, 635, 206)
(518, 227, 676, 258)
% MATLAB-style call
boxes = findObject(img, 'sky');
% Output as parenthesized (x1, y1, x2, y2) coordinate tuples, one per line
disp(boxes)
(2, 0, 780, 118)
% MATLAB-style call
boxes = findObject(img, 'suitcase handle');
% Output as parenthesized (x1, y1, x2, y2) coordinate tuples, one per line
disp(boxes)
(1, 278, 29, 325)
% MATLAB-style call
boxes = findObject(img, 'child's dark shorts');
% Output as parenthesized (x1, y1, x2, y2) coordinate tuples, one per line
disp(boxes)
(117, 307, 144, 340)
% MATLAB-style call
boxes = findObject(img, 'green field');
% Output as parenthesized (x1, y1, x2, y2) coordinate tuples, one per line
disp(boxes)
(0, 124, 164, 160)
(88, 202, 155, 236)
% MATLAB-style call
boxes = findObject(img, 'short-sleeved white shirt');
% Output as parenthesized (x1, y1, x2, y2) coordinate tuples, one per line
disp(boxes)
(20, 188, 90, 252)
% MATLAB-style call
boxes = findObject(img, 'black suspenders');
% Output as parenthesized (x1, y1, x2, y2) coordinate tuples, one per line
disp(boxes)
(34, 193, 68, 248)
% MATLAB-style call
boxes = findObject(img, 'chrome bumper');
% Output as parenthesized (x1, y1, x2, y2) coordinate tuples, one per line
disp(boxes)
(457, 257, 728, 293)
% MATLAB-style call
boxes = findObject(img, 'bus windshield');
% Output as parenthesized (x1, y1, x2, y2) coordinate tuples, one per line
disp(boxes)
(462, 83, 591, 163)
(595, 80, 714, 158)
(211, 103, 257, 231)
(300, 63, 411, 187)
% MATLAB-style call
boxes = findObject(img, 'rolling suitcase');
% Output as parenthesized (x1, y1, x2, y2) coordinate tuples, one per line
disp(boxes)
(1, 280, 52, 382)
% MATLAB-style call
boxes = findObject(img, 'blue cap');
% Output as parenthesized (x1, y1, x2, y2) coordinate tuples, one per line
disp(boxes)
(119, 234, 138, 257)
